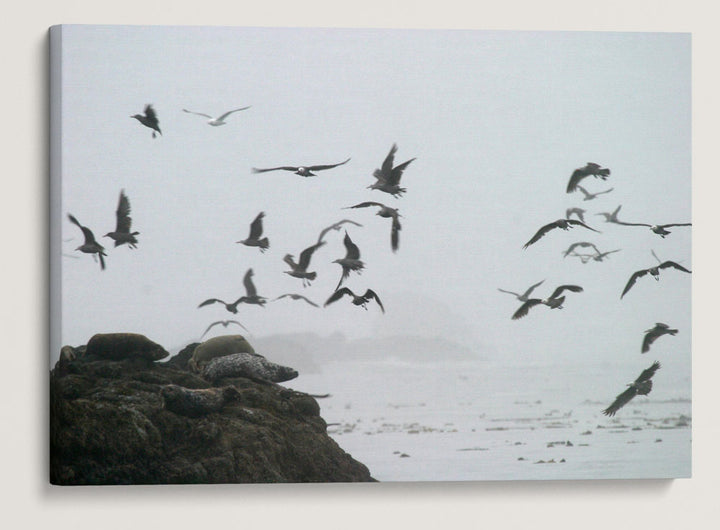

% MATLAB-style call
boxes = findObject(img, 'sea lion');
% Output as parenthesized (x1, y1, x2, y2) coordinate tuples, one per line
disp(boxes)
(188, 335, 255, 373)
(160, 384, 240, 418)
(200, 352, 299, 384)
(85, 333, 168, 361)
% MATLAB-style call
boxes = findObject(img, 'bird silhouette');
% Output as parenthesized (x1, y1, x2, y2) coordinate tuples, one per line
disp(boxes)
(602, 361, 661, 416)
(615, 220, 691, 238)
(283, 241, 326, 287)
(200, 320, 249, 339)
(182, 106, 250, 126)
(198, 268, 267, 312)
(333, 231, 365, 291)
(368, 143, 415, 198)
(620, 252, 691, 298)
(316, 219, 363, 244)
(562, 241, 600, 258)
(595, 204, 623, 224)
(576, 185, 614, 201)
(324, 287, 385, 313)
(104, 189, 139, 249)
(251, 158, 350, 177)
(642, 323, 678, 354)
(511, 285, 583, 320)
(67, 214, 106, 270)
(565, 207, 587, 223)
(236, 211, 269, 252)
(130, 104, 161, 138)
(523, 219, 600, 249)
(344, 201, 402, 252)
(271, 294, 320, 308)
(497, 279, 545, 301)
(566, 162, 611, 193)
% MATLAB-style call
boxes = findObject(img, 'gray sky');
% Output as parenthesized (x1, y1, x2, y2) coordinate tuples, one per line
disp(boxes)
(54, 25, 691, 391)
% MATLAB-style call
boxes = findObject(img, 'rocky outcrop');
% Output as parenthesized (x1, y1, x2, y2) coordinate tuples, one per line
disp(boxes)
(50, 337, 374, 485)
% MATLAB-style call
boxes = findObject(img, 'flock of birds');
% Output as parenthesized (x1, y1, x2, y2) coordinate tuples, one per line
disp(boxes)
(499, 162, 691, 417)
(67, 106, 690, 421)
(68, 104, 415, 341)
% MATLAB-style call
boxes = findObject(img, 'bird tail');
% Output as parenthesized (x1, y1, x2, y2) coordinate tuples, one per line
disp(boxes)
(668, 329, 679, 336)
(98, 252, 106, 270)
(306, 271, 317, 281)
(598, 168, 610, 177)
(259, 237, 269, 250)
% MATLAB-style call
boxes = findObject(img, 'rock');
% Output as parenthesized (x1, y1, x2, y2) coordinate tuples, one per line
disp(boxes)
(201, 352, 299, 384)
(85, 333, 168, 361)
(50, 339, 373, 485)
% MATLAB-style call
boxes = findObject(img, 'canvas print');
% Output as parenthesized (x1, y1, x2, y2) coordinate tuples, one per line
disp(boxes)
(49, 25, 691, 484)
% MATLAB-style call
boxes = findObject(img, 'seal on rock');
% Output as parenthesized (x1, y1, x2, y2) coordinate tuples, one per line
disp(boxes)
(188, 335, 255, 373)
(160, 384, 241, 418)
(85, 333, 168, 361)
(201, 352, 299, 384)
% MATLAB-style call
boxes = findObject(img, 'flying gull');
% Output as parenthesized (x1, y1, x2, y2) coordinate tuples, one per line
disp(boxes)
(200, 320, 249, 339)
(343, 201, 401, 252)
(620, 251, 691, 299)
(198, 268, 267, 311)
(182, 106, 251, 126)
(595, 205, 623, 224)
(497, 279, 545, 302)
(368, 143, 416, 198)
(236, 211, 269, 253)
(104, 189, 139, 249)
(67, 214, 107, 270)
(511, 284, 583, 320)
(642, 323, 678, 354)
(130, 104, 161, 138)
(523, 219, 600, 249)
(324, 287, 385, 313)
(566, 162, 611, 193)
(576, 185, 614, 201)
(316, 219, 363, 244)
(271, 294, 320, 308)
(251, 158, 350, 177)
(283, 241, 326, 287)
(333, 231, 365, 291)
(602, 361, 661, 416)
(565, 207, 587, 223)
(562, 242, 600, 258)
(615, 220, 692, 238)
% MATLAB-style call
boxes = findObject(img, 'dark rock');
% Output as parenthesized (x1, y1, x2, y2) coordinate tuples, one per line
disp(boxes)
(85, 333, 169, 361)
(50, 339, 374, 485)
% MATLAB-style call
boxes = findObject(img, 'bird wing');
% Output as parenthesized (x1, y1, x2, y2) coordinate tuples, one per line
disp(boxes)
(615, 221, 651, 227)
(251, 166, 299, 173)
(115, 190, 132, 233)
(144, 104, 158, 121)
(511, 299, 543, 320)
(307, 158, 351, 172)
(282, 254, 297, 269)
(68, 214, 97, 245)
(523, 221, 559, 249)
(659, 261, 692, 274)
(388, 158, 416, 186)
(343, 232, 361, 259)
(216, 106, 251, 120)
(636, 361, 661, 383)
(243, 268, 257, 297)
(345, 201, 384, 210)
(576, 185, 590, 197)
(602, 386, 638, 417)
(641, 330, 660, 353)
(391, 216, 401, 252)
(659, 223, 692, 228)
(378, 144, 398, 180)
(248, 211, 265, 240)
(364, 289, 385, 313)
(567, 219, 600, 233)
(549, 285, 583, 299)
(566, 168, 589, 193)
(564, 242, 598, 257)
(317, 219, 363, 243)
(621, 269, 649, 298)
(597, 187, 614, 195)
(294, 295, 319, 307)
(298, 241, 326, 269)
(182, 108, 213, 119)
(324, 287, 353, 307)
(520, 280, 545, 299)
(198, 298, 224, 308)
(497, 288, 520, 297)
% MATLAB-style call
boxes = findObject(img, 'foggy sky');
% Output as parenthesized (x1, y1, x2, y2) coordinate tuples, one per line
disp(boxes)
(52, 26, 691, 395)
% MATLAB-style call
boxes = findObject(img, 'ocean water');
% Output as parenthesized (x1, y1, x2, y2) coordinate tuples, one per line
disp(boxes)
(289, 359, 691, 482)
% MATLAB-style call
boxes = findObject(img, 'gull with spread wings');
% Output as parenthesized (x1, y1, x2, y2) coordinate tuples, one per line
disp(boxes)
(368, 143, 415, 198)
(200, 320, 249, 339)
(511, 284, 584, 320)
(497, 279, 545, 302)
(332, 231, 365, 291)
(67, 214, 107, 270)
(130, 104, 161, 138)
(236, 211, 269, 253)
(642, 323, 678, 354)
(251, 158, 350, 177)
(576, 185, 614, 201)
(283, 241, 326, 287)
(343, 201, 401, 252)
(620, 251, 691, 299)
(602, 361, 661, 416)
(272, 294, 320, 308)
(566, 162, 611, 193)
(324, 287, 385, 313)
(523, 219, 600, 249)
(199, 268, 267, 312)
(182, 106, 250, 126)
(104, 189, 139, 249)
